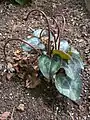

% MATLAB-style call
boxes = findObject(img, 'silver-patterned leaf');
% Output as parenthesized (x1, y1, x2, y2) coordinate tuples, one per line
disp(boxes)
(55, 74, 82, 101)
(38, 55, 61, 79)
(59, 40, 70, 52)
(21, 37, 45, 51)
(61, 51, 84, 80)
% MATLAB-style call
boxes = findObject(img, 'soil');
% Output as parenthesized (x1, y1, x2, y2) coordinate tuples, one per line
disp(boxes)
(0, 0, 90, 120)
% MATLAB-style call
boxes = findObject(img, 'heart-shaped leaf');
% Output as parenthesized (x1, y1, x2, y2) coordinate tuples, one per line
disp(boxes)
(55, 74, 82, 101)
(72, 53, 84, 70)
(68, 47, 80, 56)
(38, 55, 61, 79)
(61, 56, 83, 80)
(61, 60, 75, 80)
(52, 50, 71, 60)
(59, 40, 70, 52)
(21, 37, 45, 51)
(33, 29, 43, 38)
(61, 48, 84, 79)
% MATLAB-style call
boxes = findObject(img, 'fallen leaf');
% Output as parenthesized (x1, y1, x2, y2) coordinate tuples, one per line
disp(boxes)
(0, 112, 10, 120)
(17, 104, 25, 112)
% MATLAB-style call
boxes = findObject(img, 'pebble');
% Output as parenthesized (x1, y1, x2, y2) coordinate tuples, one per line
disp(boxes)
(27, 93, 29, 96)
(88, 96, 90, 101)
(32, 97, 34, 100)
(9, 93, 12, 96)
(17, 104, 25, 112)
(85, 49, 89, 54)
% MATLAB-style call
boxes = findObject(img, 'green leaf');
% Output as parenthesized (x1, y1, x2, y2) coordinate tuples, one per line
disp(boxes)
(61, 56, 83, 80)
(21, 37, 45, 51)
(68, 47, 79, 56)
(72, 53, 84, 70)
(15, 0, 27, 5)
(61, 48, 84, 80)
(61, 60, 75, 80)
(38, 55, 61, 79)
(33, 29, 42, 38)
(52, 50, 71, 60)
(55, 74, 82, 101)
(60, 40, 70, 52)
(70, 47, 79, 55)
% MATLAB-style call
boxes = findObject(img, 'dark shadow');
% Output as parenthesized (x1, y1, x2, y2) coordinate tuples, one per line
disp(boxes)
(11, 73, 69, 113)
(22, 79, 71, 114)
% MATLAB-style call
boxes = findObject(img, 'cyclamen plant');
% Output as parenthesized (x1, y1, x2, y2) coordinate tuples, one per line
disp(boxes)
(4, 9, 84, 101)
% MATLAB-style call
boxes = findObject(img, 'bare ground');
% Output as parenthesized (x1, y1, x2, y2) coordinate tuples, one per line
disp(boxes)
(0, 0, 90, 120)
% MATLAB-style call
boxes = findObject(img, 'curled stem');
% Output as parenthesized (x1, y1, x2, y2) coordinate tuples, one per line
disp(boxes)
(39, 28, 56, 47)
(24, 9, 51, 55)
(52, 17, 60, 49)
(57, 14, 66, 50)
(3, 38, 42, 64)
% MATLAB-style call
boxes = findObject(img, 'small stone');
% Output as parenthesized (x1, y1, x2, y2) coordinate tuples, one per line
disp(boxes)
(0, 33, 2, 36)
(27, 35, 32, 39)
(88, 106, 90, 111)
(85, 49, 89, 54)
(20, 99, 23, 102)
(88, 96, 90, 102)
(9, 93, 12, 96)
(27, 93, 29, 96)
(56, 107, 59, 111)
(79, 39, 84, 43)
(0, 9, 3, 13)
(83, 116, 87, 120)
(32, 97, 34, 100)
(17, 104, 25, 112)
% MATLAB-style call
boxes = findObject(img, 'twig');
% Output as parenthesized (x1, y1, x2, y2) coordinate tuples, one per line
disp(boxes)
(28, 27, 35, 32)
(61, 15, 66, 37)
(39, 28, 56, 50)
(52, 17, 60, 48)
(10, 106, 15, 120)
(24, 9, 51, 55)
(55, 14, 66, 50)
(3, 38, 42, 65)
